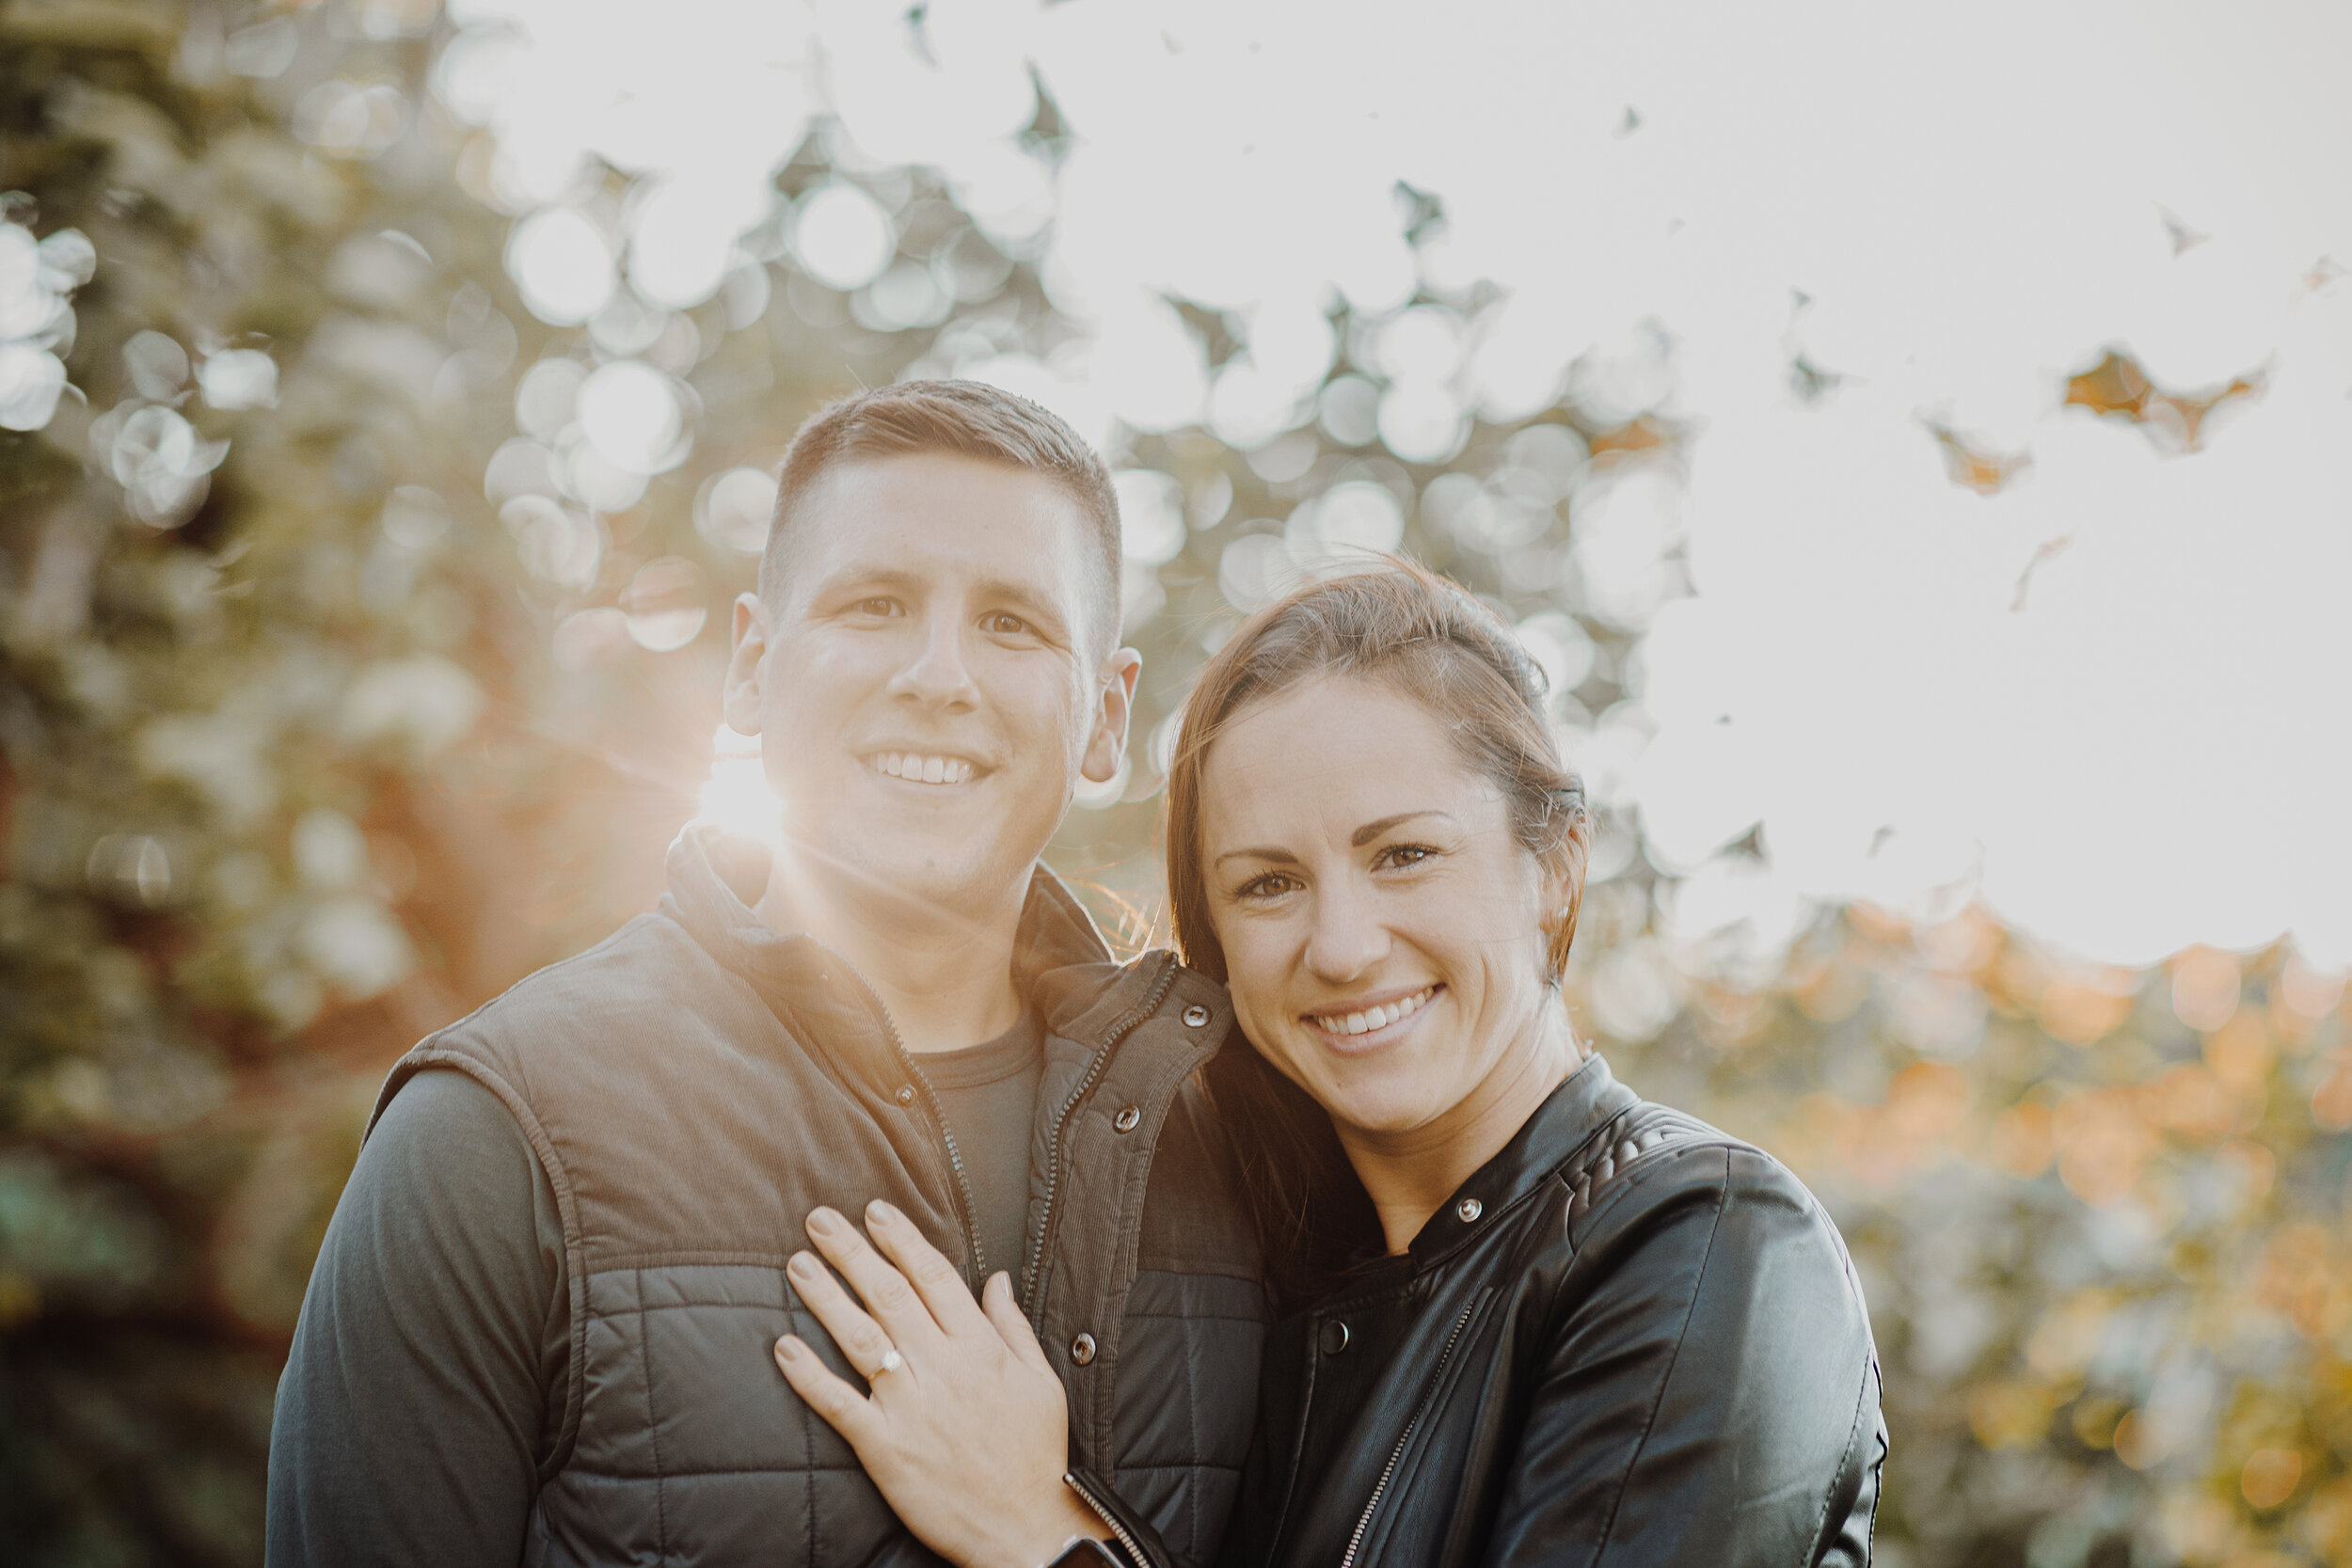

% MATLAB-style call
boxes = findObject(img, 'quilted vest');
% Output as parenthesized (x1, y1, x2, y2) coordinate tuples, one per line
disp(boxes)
(369, 829, 1266, 1565)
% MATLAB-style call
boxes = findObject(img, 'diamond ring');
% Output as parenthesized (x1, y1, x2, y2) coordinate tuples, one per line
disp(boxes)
(875, 1348, 903, 1376)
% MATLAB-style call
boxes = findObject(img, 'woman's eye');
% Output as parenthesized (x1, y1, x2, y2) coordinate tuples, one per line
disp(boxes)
(1236, 872, 1299, 899)
(1378, 844, 1435, 870)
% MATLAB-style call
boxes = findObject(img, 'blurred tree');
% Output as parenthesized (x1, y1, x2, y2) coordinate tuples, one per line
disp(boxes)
(0, 3, 2346, 1566)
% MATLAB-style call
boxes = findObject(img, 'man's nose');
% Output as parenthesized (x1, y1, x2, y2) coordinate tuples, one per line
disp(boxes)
(1304, 879, 1390, 984)
(887, 607, 980, 711)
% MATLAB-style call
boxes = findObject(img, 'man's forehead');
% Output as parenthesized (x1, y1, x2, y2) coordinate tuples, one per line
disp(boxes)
(794, 454, 1090, 578)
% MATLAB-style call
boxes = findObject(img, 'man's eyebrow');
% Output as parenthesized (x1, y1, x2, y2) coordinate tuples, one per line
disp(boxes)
(1351, 810, 1450, 847)
(809, 563, 924, 597)
(808, 565, 1074, 640)
(971, 574, 1073, 639)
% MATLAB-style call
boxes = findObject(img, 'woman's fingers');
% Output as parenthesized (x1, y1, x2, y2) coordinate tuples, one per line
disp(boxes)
(804, 1208, 946, 1355)
(863, 1200, 994, 1337)
(786, 1249, 906, 1383)
(982, 1272, 1057, 1375)
(773, 1334, 885, 1447)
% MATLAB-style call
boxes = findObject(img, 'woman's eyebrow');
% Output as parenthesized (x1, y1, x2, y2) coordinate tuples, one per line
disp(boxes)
(1216, 844, 1300, 869)
(1214, 811, 1455, 868)
(1351, 810, 1450, 847)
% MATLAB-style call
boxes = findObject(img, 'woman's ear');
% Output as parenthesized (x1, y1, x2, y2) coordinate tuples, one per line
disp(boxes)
(1540, 815, 1593, 975)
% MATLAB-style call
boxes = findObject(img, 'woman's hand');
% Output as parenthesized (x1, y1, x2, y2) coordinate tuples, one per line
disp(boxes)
(774, 1200, 1108, 1568)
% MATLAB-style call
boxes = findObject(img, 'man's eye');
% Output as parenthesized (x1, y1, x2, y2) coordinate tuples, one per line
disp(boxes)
(984, 612, 1031, 636)
(854, 597, 898, 617)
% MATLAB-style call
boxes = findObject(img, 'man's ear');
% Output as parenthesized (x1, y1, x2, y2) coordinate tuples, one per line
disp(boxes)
(1079, 647, 1144, 784)
(723, 593, 769, 736)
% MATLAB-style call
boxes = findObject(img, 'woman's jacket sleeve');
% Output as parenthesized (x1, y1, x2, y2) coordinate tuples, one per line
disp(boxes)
(1479, 1144, 1885, 1567)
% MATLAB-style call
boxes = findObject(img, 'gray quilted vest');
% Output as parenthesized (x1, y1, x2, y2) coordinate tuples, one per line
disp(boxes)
(372, 830, 1266, 1564)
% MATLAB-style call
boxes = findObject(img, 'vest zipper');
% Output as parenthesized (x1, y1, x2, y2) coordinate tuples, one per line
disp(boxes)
(1021, 952, 1181, 1324)
(828, 952, 991, 1287)
(1063, 1469, 1151, 1566)
(1339, 1291, 1486, 1568)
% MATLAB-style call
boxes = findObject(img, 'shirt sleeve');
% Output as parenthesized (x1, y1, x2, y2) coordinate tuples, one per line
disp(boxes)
(1480, 1146, 1886, 1568)
(266, 1069, 569, 1568)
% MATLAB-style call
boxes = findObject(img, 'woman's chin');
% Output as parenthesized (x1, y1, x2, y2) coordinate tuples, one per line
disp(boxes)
(1314, 1073, 1451, 1143)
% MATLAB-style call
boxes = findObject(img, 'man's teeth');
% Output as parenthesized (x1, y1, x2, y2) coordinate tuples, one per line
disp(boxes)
(1311, 987, 1436, 1037)
(873, 752, 975, 784)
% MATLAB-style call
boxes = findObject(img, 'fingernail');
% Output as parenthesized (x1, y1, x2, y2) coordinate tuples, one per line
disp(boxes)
(775, 1335, 806, 1363)
(867, 1199, 901, 1227)
(807, 1207, 841, 1236)
(788, 1251, 820, 1280)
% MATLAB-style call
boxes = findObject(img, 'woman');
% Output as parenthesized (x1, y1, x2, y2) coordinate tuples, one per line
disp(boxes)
(773, 562, 1885, 1568)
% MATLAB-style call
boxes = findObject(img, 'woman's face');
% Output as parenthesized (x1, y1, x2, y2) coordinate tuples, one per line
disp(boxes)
(1199, 673, 1570, 1150)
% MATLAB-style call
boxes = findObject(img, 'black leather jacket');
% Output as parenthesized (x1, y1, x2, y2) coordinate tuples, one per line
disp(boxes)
(1081, 1053, 1883, 1568)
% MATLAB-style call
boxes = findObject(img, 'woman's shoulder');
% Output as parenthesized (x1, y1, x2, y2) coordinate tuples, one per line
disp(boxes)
(1549, 1095, 1851, 1267)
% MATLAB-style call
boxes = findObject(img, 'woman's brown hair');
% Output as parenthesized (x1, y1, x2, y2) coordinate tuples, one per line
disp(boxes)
(1168, 559, 1592, 1304)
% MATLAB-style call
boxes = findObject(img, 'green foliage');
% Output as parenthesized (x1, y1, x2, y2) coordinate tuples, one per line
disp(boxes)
(2, 5, 2348, 1565)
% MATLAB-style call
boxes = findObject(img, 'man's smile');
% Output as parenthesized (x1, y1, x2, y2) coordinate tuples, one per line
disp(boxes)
(866, 751, 982, 785)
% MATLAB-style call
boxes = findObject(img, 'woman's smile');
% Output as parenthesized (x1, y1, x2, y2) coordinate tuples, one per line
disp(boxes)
(1303, 982, 1443, 1053)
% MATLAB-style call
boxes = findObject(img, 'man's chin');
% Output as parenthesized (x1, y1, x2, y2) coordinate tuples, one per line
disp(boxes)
(780, 834, 1028, 921)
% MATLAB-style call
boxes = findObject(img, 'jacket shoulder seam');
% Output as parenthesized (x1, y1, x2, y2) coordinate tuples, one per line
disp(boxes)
(1560, 1105, 1734, 1246)
(1586, 1145, 1733, 1568)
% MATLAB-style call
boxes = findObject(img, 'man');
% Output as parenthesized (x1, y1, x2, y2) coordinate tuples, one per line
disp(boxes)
(268, 382, 1264, 1565)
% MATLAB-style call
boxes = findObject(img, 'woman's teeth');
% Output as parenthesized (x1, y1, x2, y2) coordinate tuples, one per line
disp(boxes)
(1311, 986, 1436, 1037)
(873, 752, 975, 784)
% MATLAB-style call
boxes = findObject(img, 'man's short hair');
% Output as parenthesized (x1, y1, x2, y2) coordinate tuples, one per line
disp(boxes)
(760, 380, 1124, 659)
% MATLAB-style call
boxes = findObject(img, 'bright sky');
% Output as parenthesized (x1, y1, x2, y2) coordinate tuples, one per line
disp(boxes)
(437, 0, 2352, 972)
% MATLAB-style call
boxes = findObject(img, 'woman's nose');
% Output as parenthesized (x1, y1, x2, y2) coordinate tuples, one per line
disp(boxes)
(1304, 881, 1389, 983)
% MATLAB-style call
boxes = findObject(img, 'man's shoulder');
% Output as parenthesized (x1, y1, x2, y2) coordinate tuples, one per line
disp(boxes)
(396, 911, 744, 1081)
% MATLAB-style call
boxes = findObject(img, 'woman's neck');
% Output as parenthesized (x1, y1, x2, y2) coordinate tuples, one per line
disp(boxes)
(1339, 1006, 1583, 1257)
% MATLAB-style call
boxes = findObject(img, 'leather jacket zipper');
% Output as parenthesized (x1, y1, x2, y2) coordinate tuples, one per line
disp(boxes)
(1021, 951, 1181, 1324)
(1340, 1291, 1486, 1568)
(829, 951, 991, 1287)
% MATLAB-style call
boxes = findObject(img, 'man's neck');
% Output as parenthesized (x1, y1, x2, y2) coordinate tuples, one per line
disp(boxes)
(753, 845, 1025, 1053)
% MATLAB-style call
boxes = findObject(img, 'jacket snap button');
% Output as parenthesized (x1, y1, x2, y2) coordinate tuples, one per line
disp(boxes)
(1456, 1197, 1483, 1223)
(1181, 1004, 1211, 1028)
(1318, 1319, 1351, 1355)
(1070, 1332, 1097, 1366)
(894, 1085, 916, 1106)
(1113, 1105, 1141, 1133)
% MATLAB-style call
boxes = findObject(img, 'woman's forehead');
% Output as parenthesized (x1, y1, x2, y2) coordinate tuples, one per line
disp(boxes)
(1200, 677, 1502, 841)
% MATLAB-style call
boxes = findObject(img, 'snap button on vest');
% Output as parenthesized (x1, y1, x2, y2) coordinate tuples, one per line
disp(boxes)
(894, 1085, 916, 1106)
(1318, 1319, 1351, 1355)
(1070, 1332, 1098, 1365)
(1182, 1004, 1211, 1027)
(1456, 1197, 1483, 1222)
(1113, 1105, 1141, 1132)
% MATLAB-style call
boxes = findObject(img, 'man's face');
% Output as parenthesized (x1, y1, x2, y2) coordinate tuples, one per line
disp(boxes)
(723, 452, 1137, 924)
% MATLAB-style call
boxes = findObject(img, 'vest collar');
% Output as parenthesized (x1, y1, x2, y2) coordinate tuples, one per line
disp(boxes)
(658, 824, 1152, 1056)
